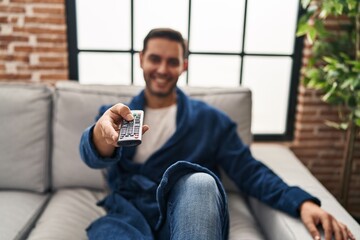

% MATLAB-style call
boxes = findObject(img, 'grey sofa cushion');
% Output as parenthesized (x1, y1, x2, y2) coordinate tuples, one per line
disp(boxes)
(26, 189, 106, 240)
(0, 191, 49, 240)
(228, 193, 265, 239)
(0, 83, 51, 192)
(52, 82, 252, 190)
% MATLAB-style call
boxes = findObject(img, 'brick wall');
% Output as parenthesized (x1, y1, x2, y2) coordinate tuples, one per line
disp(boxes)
(1, 0, 359, 216)
(0, 0, 68, 82)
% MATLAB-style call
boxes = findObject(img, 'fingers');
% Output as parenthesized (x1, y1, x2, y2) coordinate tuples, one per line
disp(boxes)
(110, 103, 133, 122)
(95, 104, 130, 147)
(348, 228, 356, 240)
(330, 218, 342, 240)
(322, 215, 355, 240)
(337, 222, 355, 240)
(100, 120, 119, 146)
(300, 202, 321, 240)
(303, 217, 321, 240)
(339, 223, 348, 240)
(321, 214, 333, 240)
(142, 124, 149, 134)
(98, 104, 150, 147)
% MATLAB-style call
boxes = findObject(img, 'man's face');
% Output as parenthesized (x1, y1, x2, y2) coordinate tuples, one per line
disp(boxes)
(140, 38, 187, 98)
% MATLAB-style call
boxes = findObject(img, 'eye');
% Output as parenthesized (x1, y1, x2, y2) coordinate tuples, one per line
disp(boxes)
(148, 55, 160, 63)
(168, 59, 180, 67)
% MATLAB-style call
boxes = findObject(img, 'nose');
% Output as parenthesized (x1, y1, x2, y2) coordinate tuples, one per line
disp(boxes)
(157, 61, 167, 75)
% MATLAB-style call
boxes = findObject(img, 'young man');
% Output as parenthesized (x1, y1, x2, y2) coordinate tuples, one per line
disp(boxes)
(80, 28, 355, 240)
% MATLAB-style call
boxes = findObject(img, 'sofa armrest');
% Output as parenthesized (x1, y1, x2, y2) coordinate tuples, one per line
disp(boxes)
(249, 144, 360, 240)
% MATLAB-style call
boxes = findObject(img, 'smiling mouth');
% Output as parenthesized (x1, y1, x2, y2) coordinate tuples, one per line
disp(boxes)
(152, 76, 170, 88)
(156, 78, 167, 84)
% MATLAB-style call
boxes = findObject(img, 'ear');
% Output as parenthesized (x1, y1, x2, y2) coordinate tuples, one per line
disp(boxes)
(139, 51, 144, 69)
(182, 59, 188, 72)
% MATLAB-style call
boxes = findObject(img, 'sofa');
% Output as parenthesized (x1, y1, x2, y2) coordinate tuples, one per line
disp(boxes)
(0, 81, 359, 240)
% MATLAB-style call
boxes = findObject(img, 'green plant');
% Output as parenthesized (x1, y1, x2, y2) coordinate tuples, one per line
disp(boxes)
(297, 0, 360, 209)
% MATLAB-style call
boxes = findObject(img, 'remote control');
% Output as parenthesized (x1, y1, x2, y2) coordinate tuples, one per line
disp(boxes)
(117, 110, 144, 147)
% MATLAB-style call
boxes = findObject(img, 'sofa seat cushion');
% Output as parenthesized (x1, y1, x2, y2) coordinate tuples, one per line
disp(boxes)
(27, 188, 106, 240)
(27, 188, 264, 239)
(228, 193, 265, 239)
(0, 191, 49, 240)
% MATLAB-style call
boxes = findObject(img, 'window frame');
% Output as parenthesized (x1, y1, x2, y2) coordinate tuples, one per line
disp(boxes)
(65, 0, 305, 141)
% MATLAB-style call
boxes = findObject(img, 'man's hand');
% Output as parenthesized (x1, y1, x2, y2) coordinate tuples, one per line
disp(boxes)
(93, 103, 149, 157)
(300, 201, 355, 240)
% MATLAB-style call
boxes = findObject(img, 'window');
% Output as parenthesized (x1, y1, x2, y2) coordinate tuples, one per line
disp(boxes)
(66, 0, 304, 141)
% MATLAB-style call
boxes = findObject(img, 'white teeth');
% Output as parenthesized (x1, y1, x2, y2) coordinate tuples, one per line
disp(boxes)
(156, 78, 167, 84)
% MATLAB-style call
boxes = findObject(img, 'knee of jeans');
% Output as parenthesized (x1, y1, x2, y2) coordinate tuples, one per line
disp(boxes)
(181, 172, 218, 192)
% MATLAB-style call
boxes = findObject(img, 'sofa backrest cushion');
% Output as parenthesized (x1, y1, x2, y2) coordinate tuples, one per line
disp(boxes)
(0, 83, 52, 192)
(52, 82, 252, 190)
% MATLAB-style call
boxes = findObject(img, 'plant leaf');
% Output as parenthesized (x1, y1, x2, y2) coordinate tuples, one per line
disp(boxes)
(307, 27, 317, 44)
(322, 82, 337, 101)
(347, 95, 357, 108)
(347, 0, 357, 10)
(340, 122, 348, 130)
(323, 56, 337, 64)
(296, 21, 309, 37)
(334, 2, 344, 15)
(355, 118, 360, 127)
(340, 78, 353, 89)
(355, 109, 360, 118)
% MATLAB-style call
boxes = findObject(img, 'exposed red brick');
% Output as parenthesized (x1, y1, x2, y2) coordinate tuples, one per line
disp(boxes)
(39, 56, 66, 63)
(0, 16, 8, 23)
(40, 73, 68, 80)
(37, 36, 66, 44)
(10, 0, 64, 3)
(0, 6, 26, 13)
(296, 134, 341, 142)
(14, 46, 67, 53)
(33, 7, 64, 15)
(25, 16, 65, 25)
(0, 36, 29, 42)
(13, 26, 66, 35)
(18, 63, 67, 71)
(0, 73, 31, 80)
(0, 43, 9, 51)
(0, 55, 29, 62)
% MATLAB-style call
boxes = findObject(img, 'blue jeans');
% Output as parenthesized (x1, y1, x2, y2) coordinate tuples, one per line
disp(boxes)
(159, 172, 227, 240)
(88, 172, 227, 239)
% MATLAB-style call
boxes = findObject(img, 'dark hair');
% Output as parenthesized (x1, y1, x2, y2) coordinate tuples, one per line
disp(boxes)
(142, 28, 188, 59)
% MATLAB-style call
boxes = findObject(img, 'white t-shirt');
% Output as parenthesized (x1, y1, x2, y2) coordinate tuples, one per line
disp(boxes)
(133, 104, 177, 164)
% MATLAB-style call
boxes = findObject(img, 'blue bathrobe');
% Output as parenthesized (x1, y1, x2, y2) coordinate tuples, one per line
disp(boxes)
(80, 88, 320, 239)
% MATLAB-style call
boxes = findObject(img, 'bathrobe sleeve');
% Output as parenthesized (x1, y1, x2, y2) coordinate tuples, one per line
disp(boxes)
(79, 104, 122, 169)
(215, 119, 320, 217)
